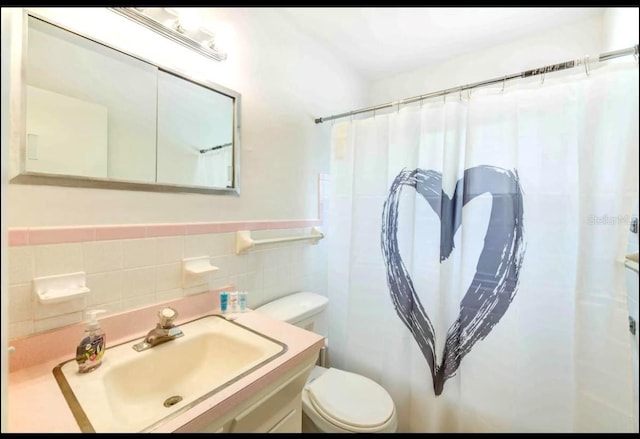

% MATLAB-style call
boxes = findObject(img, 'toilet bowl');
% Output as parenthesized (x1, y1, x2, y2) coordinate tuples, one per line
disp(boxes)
(301, 365, 398, 433)
(255, 292, 398, 433)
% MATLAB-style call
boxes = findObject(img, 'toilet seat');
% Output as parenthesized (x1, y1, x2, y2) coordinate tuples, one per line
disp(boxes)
(304, 367, 396, 433)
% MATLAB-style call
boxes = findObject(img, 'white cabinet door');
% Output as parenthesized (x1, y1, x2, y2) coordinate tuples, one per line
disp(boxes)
(267, 408, 300, 433)
(195, 359, 315, 433)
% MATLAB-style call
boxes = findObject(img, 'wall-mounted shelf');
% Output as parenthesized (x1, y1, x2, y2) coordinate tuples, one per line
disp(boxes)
(33, 271, 90, 304)
(182, 256, 219, 288)
(235, 227, 324, 254)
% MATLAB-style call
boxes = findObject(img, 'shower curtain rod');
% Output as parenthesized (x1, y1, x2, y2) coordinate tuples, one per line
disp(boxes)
(314, 44, 639, 124)
(199, 142, 232, 154)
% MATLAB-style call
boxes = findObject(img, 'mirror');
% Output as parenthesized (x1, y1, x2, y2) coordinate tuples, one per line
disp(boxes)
(11, 12, 240, 195)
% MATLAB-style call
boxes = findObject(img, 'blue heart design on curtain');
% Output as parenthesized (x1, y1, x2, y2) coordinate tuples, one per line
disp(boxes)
(381, 165, 525, 395)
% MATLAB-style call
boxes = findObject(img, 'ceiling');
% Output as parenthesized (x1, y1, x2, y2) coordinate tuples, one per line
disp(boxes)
(277, 7, 605, 81)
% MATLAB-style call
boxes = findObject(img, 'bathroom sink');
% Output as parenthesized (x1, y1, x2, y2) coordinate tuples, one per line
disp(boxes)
(52, 314, 287, 432)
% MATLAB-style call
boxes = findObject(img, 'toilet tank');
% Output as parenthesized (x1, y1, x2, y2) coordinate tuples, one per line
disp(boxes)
(255, 291, 328, 334)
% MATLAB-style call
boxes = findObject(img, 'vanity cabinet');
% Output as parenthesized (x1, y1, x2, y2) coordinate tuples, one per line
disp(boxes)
(193, 355, 316, 433)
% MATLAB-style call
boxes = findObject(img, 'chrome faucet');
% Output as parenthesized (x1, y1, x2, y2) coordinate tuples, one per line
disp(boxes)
(132, 307, 184, 352)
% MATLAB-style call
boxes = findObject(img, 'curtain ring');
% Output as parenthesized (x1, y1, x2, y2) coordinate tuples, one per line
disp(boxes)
(541, 71, 545, 86)
(443, 92, 447, 104)
(467, 88, 471, 100)
(459, 89, 462, 101)
(397, 100, 401, 114)
(584, 55, 590, 77)
(501, 76, 506, 93)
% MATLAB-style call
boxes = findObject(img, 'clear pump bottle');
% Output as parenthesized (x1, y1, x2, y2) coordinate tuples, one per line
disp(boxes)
(76, 309, 106, 373)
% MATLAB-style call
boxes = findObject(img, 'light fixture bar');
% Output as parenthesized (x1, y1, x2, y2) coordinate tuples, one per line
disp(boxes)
(108, 7, 227, 62)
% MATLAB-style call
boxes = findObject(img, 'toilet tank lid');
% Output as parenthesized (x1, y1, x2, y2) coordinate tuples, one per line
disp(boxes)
(255, 292, 328, 324)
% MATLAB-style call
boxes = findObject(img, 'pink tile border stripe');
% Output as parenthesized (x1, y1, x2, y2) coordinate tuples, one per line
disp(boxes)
(95, 225, 147, 241)
(8, 228, 29, 246)
(29, 227, 96, 245)
(8, 219, 322, 247)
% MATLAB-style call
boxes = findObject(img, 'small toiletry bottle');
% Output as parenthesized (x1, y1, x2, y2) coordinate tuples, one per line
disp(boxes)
(76, 309, 106, 373)
(229, 291, 239, 313)
(220, 291, 229, 314)
(238, 291, 248, 312)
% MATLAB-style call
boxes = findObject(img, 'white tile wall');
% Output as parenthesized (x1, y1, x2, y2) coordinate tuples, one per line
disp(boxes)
(123, 267, 157, 299)
(34, 243, 83, 277)
(83, 241, 122, 273)
(122, 239, 157, 268)
(7, 228, 327, 339)
(8, 247, 34, 284)
(8, 284, 32, 322)
(155, 236, 184, 265)
(155, 263, 182, 291)
(85, 271, 123, 307)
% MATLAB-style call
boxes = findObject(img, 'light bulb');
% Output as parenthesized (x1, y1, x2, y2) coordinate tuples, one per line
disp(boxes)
(201, 39, 215, 49)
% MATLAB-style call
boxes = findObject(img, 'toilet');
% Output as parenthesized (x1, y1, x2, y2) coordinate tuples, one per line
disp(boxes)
(255, 291, 398, 433)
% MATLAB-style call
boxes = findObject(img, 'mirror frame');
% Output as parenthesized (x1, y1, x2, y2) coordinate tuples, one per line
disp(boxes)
(10, 9, 241, 196)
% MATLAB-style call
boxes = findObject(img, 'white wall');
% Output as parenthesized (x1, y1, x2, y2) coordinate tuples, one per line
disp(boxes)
(368, 14, 604, 106)
(602, 7, 639, 52)
(7, 7, 366, 227)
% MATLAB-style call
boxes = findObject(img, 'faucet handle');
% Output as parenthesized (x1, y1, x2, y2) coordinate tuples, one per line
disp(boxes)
(158, 307, 178, 328)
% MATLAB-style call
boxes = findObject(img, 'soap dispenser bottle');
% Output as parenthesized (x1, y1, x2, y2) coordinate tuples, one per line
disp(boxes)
(76, 309, 106, 373)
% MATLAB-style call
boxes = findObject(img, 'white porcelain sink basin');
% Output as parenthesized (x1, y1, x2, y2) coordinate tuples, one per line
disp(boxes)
(52, 314, 287, 432)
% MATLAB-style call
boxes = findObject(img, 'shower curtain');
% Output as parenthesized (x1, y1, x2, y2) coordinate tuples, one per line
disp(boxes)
(326, 60, 639, 433)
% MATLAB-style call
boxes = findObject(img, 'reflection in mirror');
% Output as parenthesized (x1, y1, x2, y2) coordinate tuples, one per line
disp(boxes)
(26, 15, 157, 183)
(157, 70, 234, 188)
(14, 13, 240, 194)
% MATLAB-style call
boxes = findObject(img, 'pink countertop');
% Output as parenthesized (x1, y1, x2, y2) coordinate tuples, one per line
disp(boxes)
(8, 290, 324, 433)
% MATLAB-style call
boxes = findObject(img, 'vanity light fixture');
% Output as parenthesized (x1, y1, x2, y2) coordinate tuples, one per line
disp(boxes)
(108, 7, 228, 61)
